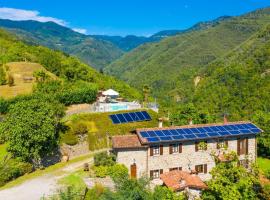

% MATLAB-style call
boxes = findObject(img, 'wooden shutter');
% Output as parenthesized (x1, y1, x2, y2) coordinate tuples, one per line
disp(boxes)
(204, 164, 207, 174)
(160, 169, 163, 175)
(169, 144, 173, 154)
(237, 139, 240, 156)
(179, 167, 182, 171)
(246, 138, 249, 155)
(150, 147, 153, 156)
(195, 165, 198, 172)
(225, 140, 229, 148)
(205, 141, 208, 150)
(195, 142, 199, 152)
(179, 143, 182, 153)
(150, 170, 153, 179)
(160, 145, 163, 155)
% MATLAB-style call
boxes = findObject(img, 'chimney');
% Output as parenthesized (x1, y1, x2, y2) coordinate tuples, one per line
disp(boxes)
(158, 118, 163, 128)
(179, 178, 186, 187)
(188, 118, 193, 125)
(223, 115, 228, 124)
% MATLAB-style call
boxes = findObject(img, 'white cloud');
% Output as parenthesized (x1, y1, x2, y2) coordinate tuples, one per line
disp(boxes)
(0, 7, 89, 35)
(0, 7, 67, 26)
(72, 28, 87, 34)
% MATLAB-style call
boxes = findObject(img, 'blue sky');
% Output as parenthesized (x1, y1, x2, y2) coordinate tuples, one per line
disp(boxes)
(0, 0, 269, 36)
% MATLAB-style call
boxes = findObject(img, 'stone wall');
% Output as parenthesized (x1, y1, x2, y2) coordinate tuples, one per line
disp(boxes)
(115, 135, 256, 181)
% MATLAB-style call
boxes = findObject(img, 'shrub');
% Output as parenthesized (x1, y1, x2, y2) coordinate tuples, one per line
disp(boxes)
(108, 164, 128, 182)
(0, 65, 6, 85)
(61, 133, 78, 146)
(94, 152, 116, 167)
(73, 122, 88, 135)
(93, 166, 109, 178)
(7, 73, 14, 86)
(0, 158, 33, 186)
(0, 98, 9, 114)
(264, 170, 270, 179)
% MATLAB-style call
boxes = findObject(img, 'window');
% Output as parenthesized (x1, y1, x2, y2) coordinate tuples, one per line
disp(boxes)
(237, 138, 248, 155)
(172, 144, 178, 153)
(195, 141, 207, 151)
(150, 169, 163, 179)
(169, 167, 182, 171)
(217, 139, 228, 149)
(150, 145, 163, 156)
(195, 164, 207, 174)
(170, 143, 181, 154)
(153, 146, 160, 155)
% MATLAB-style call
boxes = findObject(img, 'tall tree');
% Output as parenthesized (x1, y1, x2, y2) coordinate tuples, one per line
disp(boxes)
(2, 97, 65, 167)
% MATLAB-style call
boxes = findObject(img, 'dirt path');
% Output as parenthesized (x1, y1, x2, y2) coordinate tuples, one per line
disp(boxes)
(0, 150, 106, 200)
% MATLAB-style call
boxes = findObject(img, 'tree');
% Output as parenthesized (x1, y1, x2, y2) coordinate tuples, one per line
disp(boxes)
(202, 153, 261, 200)
(7, 73, 14, 86)
(143, 85, 150, 106)
(33, 70, 49, 82)
(2, 97, 65, 167)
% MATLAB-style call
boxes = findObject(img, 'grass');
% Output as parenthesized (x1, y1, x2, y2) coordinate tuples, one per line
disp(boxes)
(0, 153, 95, 190)
(0, 143, 8, 160)
(62, 109, 161, 150)
(257, 157, 270, 174)
(0, 62, 57, 99)
(58, 169, 88, 188)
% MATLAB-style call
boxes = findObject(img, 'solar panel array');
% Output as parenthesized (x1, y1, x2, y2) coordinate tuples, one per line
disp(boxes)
(138, 123, 262, 143)
(110, 111, 151, 124)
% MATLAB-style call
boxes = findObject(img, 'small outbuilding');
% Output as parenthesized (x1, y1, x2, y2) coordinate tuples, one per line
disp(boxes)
(102, 89, 119, 99)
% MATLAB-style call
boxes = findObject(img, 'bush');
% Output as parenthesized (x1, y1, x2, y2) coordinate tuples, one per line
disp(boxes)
(94, 152, 116, 167)
(73, 122, 88, 135)
(93, 166, 109, 178)
(61, 133, 78, 146)
(108, 164, 128, 182)
(7, 74, 14, 86)
(0, 98, 9, 114)
(0, 158, 33, 186)
(264, 170, 270, 179)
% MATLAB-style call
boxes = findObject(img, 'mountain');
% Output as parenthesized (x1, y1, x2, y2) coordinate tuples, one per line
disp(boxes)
(0, 28, 140, 100)
(105, 7, 270, 102)
(91, 16, 232, 51)
(0, 19, 123, 70)
(194, 24, 270, 118)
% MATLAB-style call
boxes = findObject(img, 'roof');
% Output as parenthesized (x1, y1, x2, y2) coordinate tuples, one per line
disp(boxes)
(112, 135, 145, 149)
(160, 170, 207, 191)
(102, 89, 119, 96)
(136, 121, 262, 144)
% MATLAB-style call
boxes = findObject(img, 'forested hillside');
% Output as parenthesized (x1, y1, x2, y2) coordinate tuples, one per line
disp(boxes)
(106, 7, 270, 102)
(0, 28, 140, 100)
(0, 19, 123, 69)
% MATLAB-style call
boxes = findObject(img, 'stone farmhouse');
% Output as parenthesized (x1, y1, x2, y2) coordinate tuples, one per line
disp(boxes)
(111, 120, 262, 197)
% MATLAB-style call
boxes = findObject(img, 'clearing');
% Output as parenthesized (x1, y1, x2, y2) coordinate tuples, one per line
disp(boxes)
(0, 62, 56, 99)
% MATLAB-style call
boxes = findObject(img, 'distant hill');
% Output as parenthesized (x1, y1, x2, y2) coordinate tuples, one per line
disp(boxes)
(0, 29, 141, 100)
(0, 19, 123, 70)
(105, 7, 270, 102)
(92, 16, 232, 51)
(194, 24, 270, 119)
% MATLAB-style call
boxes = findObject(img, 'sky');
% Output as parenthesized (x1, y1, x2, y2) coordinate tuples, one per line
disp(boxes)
(0, 0, 269, 36)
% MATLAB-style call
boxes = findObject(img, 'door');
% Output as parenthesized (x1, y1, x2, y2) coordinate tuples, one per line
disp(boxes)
(130, 163, 137, 178)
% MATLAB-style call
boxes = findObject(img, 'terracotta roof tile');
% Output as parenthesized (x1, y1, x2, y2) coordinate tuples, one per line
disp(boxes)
(160, 170, 207, 191)
(112, 135, 145, 149)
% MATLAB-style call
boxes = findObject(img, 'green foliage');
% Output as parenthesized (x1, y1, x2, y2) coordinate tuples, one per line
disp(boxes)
(201, 158, 260, 200)
(106, 8, 270, 101)
(44, 186, 87, 200)
(7, 73, 14, 86)
(93, 166, 110, 178)
(2, 97, 65, 166)
(152, 186, 187, 200)
(61, 132, 78, 146)
(33, 70, 49, 82)
(0, 157, 32, 187)
(94, 152, 116, 167)
(108, 164, 128, 183)
(0, 19, 123, 69)
(0, 28, 141, 100)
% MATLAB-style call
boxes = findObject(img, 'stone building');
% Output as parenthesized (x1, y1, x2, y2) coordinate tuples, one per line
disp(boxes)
(111, 121, 262, 195)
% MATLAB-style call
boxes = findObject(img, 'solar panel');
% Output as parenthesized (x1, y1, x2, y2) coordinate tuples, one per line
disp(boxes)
(110, 111, 152, 124)
(138, 122, 262, 143)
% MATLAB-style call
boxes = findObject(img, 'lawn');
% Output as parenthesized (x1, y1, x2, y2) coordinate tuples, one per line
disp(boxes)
(0, 143, 8, 160)
(0, 62, 57, 99)
(62, 109, 162, 150)
(257, 157, 270, 174)
(58, 169, 88, 188)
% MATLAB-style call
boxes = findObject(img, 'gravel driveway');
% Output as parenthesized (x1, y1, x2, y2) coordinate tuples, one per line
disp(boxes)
(0, 156, 96, 200)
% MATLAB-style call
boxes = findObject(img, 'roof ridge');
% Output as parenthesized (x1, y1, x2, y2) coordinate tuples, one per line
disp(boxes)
(136, 121, 252, 132)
